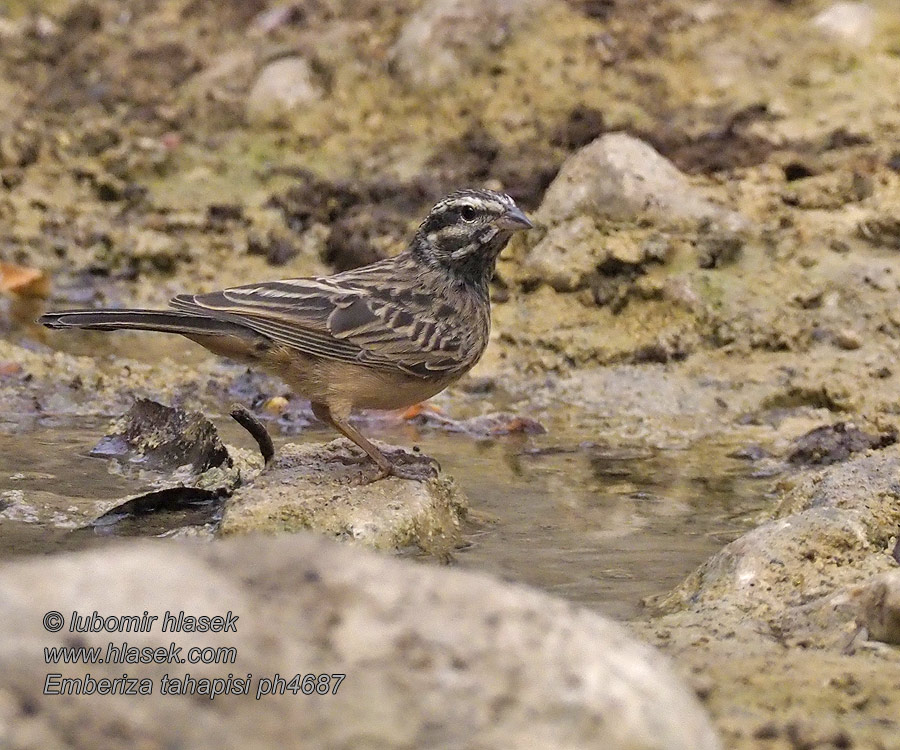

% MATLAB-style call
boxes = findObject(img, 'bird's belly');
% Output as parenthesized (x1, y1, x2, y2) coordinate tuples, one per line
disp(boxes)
(271, 351, 456, 411)
(330, 363, 453, 411)
(349, 371, 452, 411)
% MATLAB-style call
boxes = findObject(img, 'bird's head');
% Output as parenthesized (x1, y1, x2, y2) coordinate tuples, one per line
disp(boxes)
(411, 189, 533, 286)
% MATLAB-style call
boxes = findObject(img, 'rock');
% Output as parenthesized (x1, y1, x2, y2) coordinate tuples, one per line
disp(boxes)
(219, 439, 467, 556)
(656, 446, 900, 619)
(727, 444, 772, 461)
(245, 57, 322, 125)
(0, 17, 20, 39)
(404, 409, 546, 436)
(90, 399, 230, 474)
(389, 0, 550, 90)
(696, 230, 744, 269)
(0, 535, 722, 750)
(0, 127, 41, 169)
(813, 2, 876, 46)
(844, 570, 900, 645)
(536, 133, 747, 231)
(781, 170, 873, 209)
(523, 217, 667, 291)
(787, 422, 895, 466)
(188, 49, 256, 99)
(833, 328, 862, 350)
(524, 215, 605, 291)
(858, 214, 900, 249)
(654, 505, 879, 618)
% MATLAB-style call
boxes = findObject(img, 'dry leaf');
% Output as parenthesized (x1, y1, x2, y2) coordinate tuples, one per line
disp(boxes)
(0, 261, 50, 299)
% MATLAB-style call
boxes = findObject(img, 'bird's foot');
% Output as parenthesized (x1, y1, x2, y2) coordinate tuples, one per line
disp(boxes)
(353, 454, 440, 484)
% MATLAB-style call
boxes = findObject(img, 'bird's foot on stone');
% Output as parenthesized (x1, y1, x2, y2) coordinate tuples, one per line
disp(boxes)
(353, 454, 440, 484)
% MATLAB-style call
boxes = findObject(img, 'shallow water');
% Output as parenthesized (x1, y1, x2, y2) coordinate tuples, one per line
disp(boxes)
(409, 429, 770, 619)
(0, 413, 770, 620)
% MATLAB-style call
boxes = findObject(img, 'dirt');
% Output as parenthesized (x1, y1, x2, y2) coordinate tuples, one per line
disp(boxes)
(3, 0, 900, 747)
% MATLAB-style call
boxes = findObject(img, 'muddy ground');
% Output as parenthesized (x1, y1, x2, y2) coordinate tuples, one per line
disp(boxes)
(2, 0, 900, 747)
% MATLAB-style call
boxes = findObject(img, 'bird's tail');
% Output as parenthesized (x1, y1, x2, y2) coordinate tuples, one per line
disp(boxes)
(38, 309, 247, 338)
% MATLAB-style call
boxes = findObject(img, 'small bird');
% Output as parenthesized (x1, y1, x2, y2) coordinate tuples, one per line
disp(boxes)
(40, 189, 533, 481)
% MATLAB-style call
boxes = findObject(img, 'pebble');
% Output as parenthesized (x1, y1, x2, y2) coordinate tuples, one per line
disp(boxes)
(850, 570, 900, 645)
(389, 0, 550, 89)
(834, 329, 862, 350)
(245, 57, 322, 125)
(813, 2, 876, 46)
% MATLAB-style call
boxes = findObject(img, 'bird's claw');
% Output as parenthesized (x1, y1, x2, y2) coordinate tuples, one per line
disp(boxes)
(352, 455, 440, 484)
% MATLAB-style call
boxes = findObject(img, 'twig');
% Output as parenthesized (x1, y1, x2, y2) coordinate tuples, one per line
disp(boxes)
(230, 404, 275, 465)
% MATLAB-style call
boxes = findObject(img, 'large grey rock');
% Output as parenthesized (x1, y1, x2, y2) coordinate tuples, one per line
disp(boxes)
(0, 535, 721, 750)
(245, 57, 322, 125)
(219, 439, 467, 557)
(390, 0, 550, 90)
(654, 506, 876, 615)
(536, 133, 747, 231)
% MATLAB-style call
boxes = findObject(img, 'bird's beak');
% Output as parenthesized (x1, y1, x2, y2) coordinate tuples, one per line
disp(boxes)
(495, 206, 534, 231)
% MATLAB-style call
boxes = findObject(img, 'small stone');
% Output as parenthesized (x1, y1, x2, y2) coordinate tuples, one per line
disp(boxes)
(834, 329, 862, 350)
(813, 2, 876, 46)
(787, 422, 894, 466)
(847, 570, 900, 645)
(389, 0, 550, 90)
(728, 444, 771, 462)
(245, 57, 322, 125)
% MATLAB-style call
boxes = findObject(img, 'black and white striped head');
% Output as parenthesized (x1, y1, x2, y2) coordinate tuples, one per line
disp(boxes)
(411, 189, 532, 284)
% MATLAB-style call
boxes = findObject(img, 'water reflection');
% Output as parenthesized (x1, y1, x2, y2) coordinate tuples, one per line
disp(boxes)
(0, 416, 771, 620)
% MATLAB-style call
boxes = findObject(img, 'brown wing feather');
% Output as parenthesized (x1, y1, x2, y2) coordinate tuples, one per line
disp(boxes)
(168, 259, 483, 378)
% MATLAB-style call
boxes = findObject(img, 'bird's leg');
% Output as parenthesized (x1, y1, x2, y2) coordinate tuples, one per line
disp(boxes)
(311, 402, 436, 482)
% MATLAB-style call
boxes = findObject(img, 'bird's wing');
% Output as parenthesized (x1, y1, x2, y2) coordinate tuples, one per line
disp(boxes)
(168, 270, 471, 378)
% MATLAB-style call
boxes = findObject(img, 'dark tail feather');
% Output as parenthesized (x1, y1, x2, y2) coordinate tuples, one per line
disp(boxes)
(38, 309, 249, 338)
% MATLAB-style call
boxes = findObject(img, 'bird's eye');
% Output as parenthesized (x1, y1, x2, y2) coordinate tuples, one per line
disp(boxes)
(460, 206, 477, 222)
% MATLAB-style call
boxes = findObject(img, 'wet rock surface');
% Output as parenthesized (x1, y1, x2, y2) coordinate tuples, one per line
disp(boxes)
(219, 439, 467, 557)
(0, 534, 721, 750)
(787, 421, 896, 466)
(640, 445, 900, 748)
(90, 399, 230, 474)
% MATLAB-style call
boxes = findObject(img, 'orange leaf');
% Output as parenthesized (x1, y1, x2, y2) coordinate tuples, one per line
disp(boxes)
(0, 262, 50, 299)
(400, 402, 444, 420)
